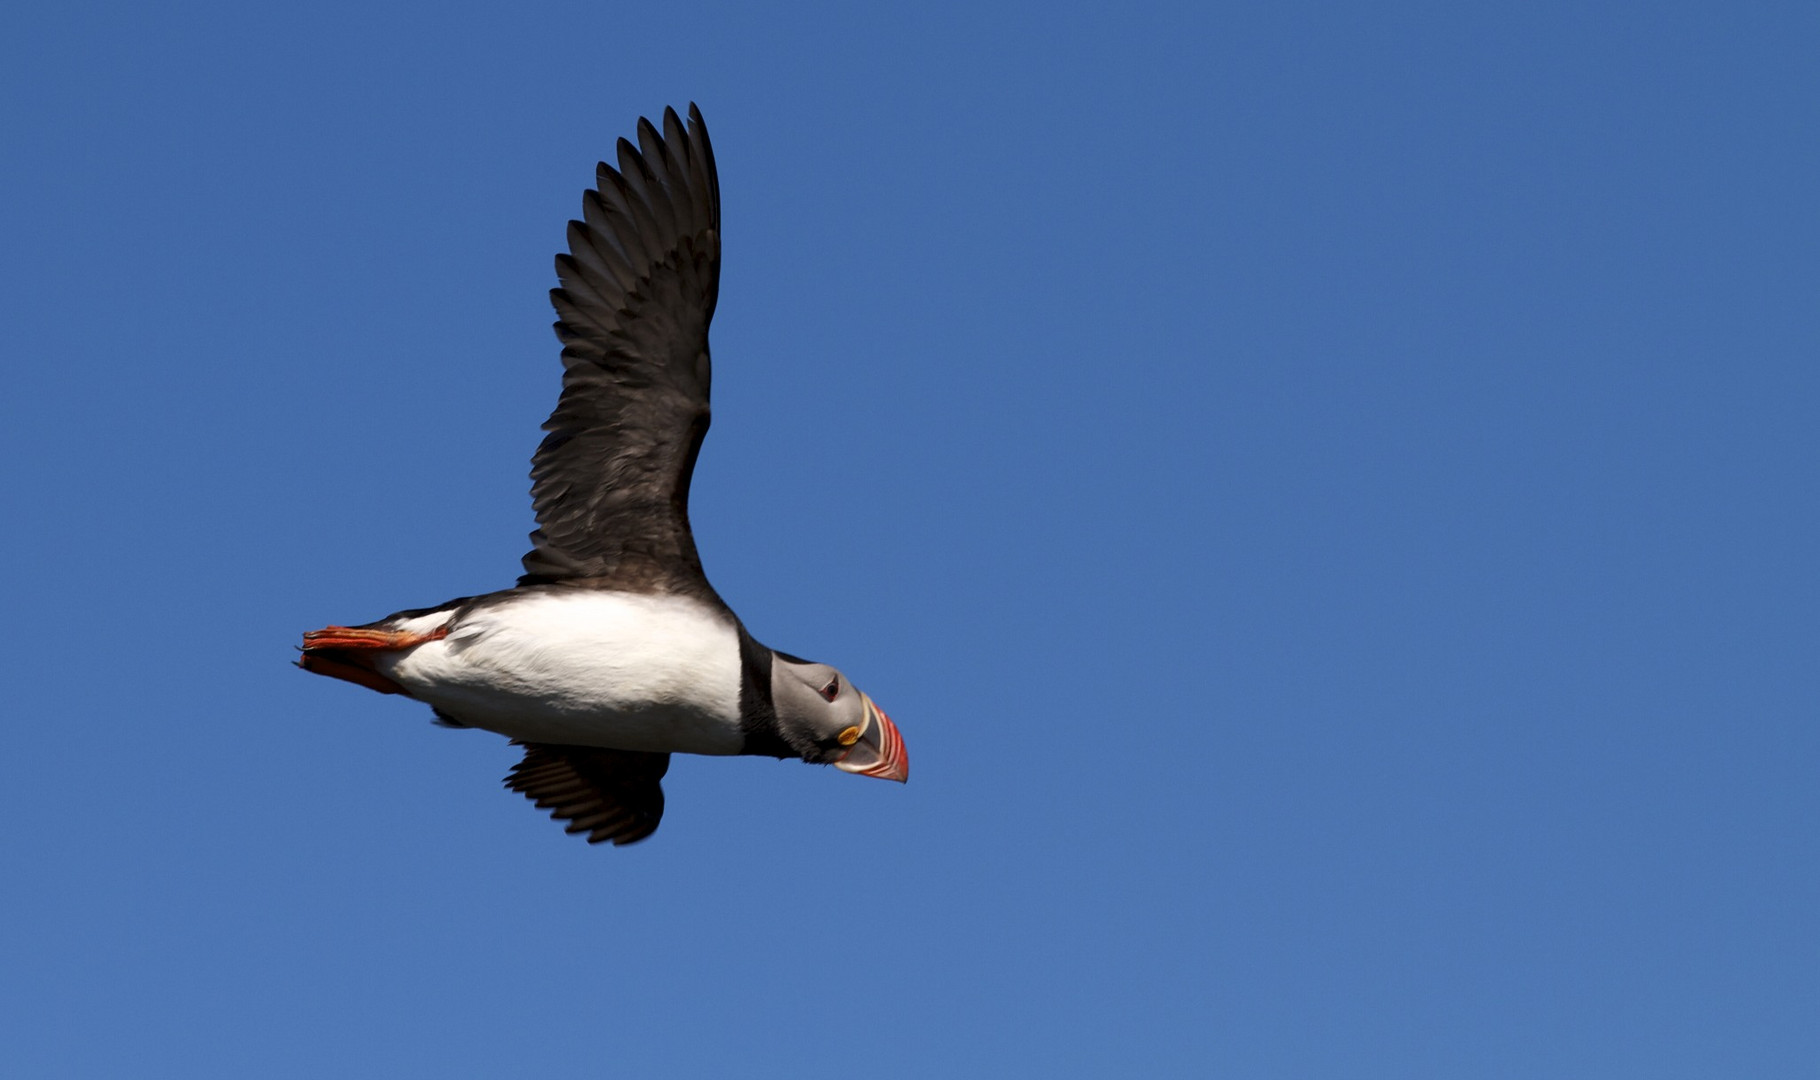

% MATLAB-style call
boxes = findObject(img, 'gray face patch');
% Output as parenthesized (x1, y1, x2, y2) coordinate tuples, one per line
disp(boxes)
(770, 657, 872, 764)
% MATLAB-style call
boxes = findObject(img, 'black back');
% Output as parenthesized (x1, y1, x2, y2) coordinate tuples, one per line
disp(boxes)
(520, 104, 722, 599)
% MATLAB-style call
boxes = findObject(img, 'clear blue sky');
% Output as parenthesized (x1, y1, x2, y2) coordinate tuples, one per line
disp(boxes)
(3, 2, 1815, 1076)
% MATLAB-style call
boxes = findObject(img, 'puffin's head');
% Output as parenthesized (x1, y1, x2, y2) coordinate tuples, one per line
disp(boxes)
(771, 654, 908, 782)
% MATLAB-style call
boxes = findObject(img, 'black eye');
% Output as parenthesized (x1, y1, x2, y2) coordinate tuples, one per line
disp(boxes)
(818, 677, 840, 702)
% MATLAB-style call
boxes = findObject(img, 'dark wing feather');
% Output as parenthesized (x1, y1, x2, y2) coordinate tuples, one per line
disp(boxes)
(505, 742, 671, 846)
(521, 104, 722, 594)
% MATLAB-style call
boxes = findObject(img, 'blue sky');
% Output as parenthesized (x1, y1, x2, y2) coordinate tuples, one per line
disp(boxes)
(3, 1, 1816, 1076)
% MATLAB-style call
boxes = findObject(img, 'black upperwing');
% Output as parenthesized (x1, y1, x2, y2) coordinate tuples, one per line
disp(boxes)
(521, 104, 722, 597)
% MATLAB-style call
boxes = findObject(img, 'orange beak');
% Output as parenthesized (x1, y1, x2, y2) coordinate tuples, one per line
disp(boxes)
(835, 694, 909, 782)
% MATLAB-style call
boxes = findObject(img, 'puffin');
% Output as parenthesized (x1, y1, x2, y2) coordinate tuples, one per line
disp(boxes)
(298, 104, 907, 846)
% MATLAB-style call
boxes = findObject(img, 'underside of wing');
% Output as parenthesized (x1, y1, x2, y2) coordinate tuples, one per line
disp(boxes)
(522, 104, 722, 594)
(504, 741, 671, 846)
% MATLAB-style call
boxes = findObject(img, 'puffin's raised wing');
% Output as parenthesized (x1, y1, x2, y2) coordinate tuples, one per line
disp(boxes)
(521, 104, 721, 593)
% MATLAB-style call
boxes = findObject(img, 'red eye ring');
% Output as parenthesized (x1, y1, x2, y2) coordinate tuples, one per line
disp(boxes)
(818, 677, 840, 702)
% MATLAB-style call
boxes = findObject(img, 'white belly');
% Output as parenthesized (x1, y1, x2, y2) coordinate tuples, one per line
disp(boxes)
(378, 590, 745, 755)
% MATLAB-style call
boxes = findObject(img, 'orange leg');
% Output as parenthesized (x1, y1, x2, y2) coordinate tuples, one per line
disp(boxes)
(301, 625, 449, 651)
(297, 652, 410, 695)
(298, 622, 449, 696)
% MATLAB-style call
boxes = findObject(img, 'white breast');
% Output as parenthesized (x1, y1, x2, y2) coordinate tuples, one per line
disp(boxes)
(378, 590, 745, 755)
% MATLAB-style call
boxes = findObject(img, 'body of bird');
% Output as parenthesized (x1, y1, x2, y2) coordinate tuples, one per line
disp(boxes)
(379, 589, 745, 755)
(298, 105, 907, 846)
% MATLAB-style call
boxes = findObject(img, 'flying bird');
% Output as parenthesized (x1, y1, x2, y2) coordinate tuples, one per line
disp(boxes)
(299, 105, 906, 846)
